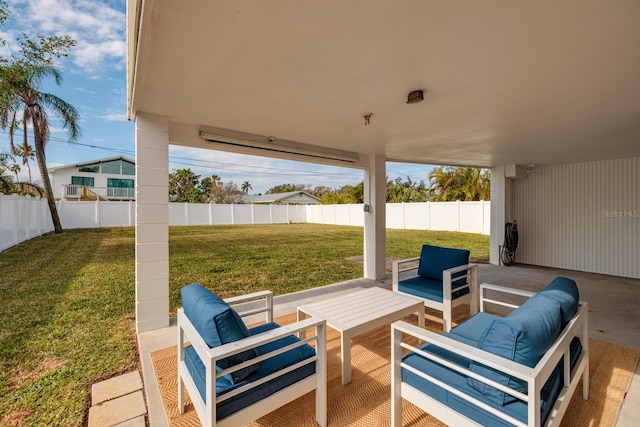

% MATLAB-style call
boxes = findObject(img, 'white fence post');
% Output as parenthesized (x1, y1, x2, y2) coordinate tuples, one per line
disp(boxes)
(26, 196, 32, 238)
(12, 194, 18, 247)
(96, 199, 100, 228)
(36, 197, 41, 236)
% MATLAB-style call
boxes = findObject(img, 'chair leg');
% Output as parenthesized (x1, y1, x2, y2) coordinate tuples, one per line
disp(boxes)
(178, 373, 184, 414)
(316, 322, 327, 427)
(443, 305, 452, 332)
(391, 327, 402, 427)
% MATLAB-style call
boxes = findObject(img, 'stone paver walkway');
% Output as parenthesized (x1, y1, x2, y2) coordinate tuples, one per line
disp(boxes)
(88, 371, 147, 427)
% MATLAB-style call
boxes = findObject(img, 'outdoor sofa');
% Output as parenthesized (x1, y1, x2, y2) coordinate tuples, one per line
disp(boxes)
(392, 244, 478, 332)
(177, 283, 327, 427)
(391, 277, 589, 427)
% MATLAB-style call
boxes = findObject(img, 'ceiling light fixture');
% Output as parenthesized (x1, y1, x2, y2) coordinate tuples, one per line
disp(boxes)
(406, 89, 424, 104)
(199, 131, 359, 164)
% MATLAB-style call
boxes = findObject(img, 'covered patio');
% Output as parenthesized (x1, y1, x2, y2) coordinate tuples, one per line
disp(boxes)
(134, 264, 640, 426)
(126, 1, 640, 425)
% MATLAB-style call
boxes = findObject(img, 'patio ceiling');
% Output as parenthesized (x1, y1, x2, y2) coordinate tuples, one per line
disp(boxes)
(127, 0, 640, 169)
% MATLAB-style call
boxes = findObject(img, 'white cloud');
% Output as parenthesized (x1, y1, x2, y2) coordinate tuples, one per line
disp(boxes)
(7, 0, 126, 73)
(101, 112, 127, 122)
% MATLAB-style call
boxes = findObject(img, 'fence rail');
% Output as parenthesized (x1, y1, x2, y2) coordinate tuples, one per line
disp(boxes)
(0, 195, 490, 252)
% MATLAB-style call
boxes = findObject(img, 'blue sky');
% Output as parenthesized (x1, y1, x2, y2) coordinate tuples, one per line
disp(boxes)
(0, 0, 434, 195)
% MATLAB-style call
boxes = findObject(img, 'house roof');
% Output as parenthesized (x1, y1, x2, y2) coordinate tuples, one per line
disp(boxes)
(49, 156, 135, 172)
(243, 191, 321, 204)
(127, 1, 640, 170)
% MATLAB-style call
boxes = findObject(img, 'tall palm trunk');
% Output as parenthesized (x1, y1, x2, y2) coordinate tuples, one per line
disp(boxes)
(31, 115, 63, 233)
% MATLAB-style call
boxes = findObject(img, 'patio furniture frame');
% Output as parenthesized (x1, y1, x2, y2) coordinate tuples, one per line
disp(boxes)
(178, 290, 327, 427)
(391, 283, 589, 427)
(392, 254, 478, 332)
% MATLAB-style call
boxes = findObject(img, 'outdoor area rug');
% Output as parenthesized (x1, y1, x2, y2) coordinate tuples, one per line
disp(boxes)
(151, 306, 639, 426)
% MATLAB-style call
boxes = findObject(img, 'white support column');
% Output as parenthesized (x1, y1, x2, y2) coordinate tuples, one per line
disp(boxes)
(135, 112, 170, 332)
(363, 155, 386, 280)
(490, 166, 512, 265)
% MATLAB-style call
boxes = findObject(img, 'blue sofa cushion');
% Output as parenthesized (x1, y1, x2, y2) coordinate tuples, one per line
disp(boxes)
(539, 277, 579, 326)
(467, 296, 562, 405)
(184, 322, 317, 421)
(417, 245, 470, 284)
(401, 335, 583, 426)
(181, 283, 258, 383)
(448, 312, 501, 345)
(398, 276, 470, 303)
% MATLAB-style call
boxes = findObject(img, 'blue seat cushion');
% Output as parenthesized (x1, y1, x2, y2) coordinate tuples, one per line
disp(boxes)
(398, 276, 470, 303)
(402, 335, 582, 426)
(183, 322, 317, 421)
(180, 283, 258, 383)
(539, 277, 580, 326)
(417, 245, 470, 285)
(467, 296, 562, 405)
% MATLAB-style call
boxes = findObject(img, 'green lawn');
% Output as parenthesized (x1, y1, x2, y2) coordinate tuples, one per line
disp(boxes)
(0, 224, 488, 426)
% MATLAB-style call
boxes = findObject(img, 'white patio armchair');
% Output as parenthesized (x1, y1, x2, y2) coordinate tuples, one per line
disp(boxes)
(177, 284, 327, 427)
(392, 244, 478, 332)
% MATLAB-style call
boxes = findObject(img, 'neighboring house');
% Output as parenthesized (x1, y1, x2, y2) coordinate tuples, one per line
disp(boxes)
(49, 156, 136, 201)
(242, 191, 321, 205)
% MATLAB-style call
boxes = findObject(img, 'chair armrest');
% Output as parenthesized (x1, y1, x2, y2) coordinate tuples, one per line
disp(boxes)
(179, 307, 325, 383)
(392, 256, 421, 290)
(210, 317, 326, 400)
(392, 320, 533, 403)
(225, 290, 273, 323)
(209, 317, 325, 362)
(224, 289, 273, 305)
(442, 263, 478, 315)
(443, 263, 477, 275)
(479, 283, 534, 313)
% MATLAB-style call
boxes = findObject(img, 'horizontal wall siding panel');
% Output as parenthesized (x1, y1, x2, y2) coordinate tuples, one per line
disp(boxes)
(513, 157, 639, 278)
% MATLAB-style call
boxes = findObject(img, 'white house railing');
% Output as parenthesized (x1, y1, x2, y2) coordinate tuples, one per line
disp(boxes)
(62, 185, 135, 200)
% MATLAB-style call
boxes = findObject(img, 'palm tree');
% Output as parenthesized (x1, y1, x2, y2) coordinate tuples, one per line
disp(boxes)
(429, 166, 490, 201)
(14, 144, 35, 183)
(211, 174, 222, 186)
(0, 63, 80, 233)
(241, 180, 252, 194)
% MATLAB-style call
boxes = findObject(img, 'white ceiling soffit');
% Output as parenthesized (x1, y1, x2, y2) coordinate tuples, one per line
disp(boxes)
(129, 0, 640, 168)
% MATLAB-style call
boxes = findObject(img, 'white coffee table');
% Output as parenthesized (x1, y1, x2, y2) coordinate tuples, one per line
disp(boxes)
(297, 287, 424, 385)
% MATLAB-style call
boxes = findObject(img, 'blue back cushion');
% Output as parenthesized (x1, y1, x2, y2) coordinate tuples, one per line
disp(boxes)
(467, 296, 562, 405)
(181, 283, 258, 383)
(539, 277, 579, 326)
(417, 245, 470, 283)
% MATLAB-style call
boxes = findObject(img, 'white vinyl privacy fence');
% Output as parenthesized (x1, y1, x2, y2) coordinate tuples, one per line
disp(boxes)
(0, 194, 54, 252)
(0, 195, 490, 252)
